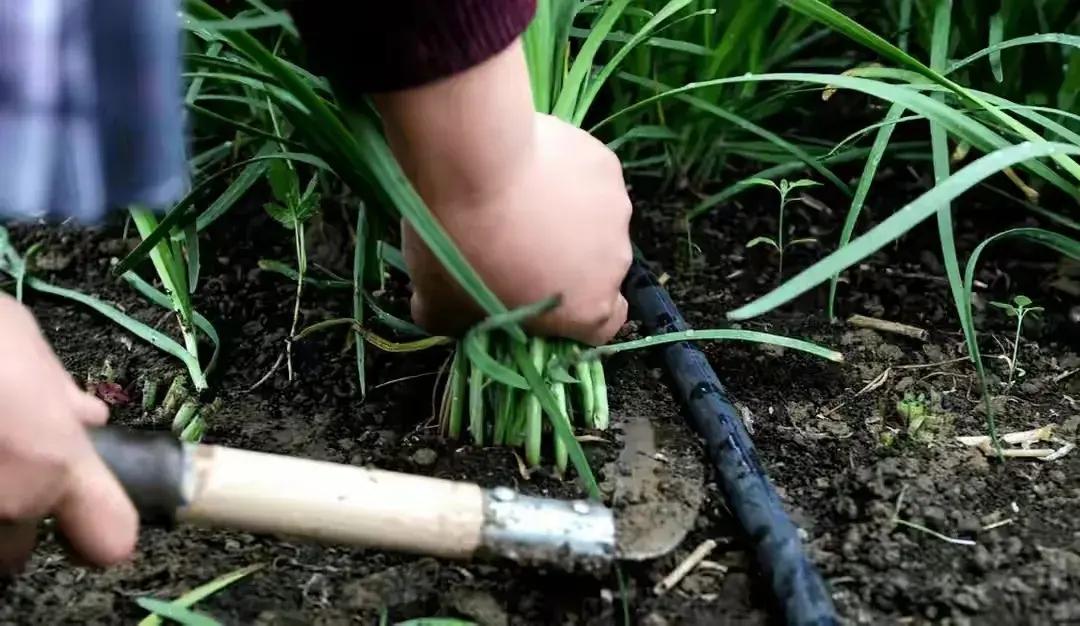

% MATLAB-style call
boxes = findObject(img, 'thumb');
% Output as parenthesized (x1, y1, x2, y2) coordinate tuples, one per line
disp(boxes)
(70, 387, 109, 427)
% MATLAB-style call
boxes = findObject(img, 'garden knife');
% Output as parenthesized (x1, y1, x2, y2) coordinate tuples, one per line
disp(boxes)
(88, 418, 703, 571)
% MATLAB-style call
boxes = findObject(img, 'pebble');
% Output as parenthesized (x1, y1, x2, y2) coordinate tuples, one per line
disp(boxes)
(411, 448, 438, 467)
(957, 515, 981, 536)
(953, 591, 982, 613)
(641, 613, 670, 626)
(972, 545, 993, 573)
(877, 343, 905, 361)
(922, 506, 947, 531)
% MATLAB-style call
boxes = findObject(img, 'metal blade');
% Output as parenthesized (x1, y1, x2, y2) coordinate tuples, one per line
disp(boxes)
(610, 414, 705, 561)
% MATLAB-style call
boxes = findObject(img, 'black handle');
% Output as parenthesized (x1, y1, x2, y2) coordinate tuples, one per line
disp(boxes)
(88, 427, 187, 525)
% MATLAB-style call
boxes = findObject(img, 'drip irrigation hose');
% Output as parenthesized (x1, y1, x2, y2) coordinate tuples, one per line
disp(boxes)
(622, 258, 837, 626)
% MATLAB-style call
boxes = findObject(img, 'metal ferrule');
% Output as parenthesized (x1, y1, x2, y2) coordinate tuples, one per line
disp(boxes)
(478, 486, 616, 572)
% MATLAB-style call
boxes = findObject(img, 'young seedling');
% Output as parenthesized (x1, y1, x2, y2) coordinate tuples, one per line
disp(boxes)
(896, 392, 931, 438)
(990, 295, 1043, 388)
(263, 160, 321, 381)
(745, 177, 822, 279)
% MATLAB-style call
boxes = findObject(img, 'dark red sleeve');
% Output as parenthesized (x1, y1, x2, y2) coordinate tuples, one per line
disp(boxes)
(288, 1, 537, 98)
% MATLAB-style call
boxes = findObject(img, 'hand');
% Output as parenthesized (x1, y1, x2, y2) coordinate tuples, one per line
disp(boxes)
(0, 294, 137, 574)
(374, 39, 632, 346)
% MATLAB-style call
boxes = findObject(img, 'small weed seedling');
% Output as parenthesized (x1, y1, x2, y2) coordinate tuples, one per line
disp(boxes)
(264, 160, 321, 381)
(990, 295, 1043, 388)
(746, 178, 821, 278)
(895, 391, 950, 443)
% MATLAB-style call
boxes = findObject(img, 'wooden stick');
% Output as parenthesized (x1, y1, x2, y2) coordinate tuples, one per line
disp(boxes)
(654, 539, 717, 595)
(847, 314, 929, 341)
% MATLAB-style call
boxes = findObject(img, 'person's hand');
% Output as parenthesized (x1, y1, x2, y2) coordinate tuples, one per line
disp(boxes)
(0, 294, 137, 574)
(374, 39, 632, 346)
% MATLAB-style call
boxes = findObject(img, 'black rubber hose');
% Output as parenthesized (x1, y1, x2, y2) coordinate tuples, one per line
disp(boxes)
(622, 258, 837, 626)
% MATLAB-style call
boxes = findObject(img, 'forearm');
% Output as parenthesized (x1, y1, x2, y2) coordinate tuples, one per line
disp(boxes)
(371, 39, 537, 209)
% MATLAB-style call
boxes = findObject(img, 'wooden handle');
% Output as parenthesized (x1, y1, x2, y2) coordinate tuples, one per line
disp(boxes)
(91, 427, 615, 568)
(181, 444, 485, 559)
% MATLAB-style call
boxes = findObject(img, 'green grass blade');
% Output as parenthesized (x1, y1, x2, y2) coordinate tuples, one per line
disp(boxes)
(116, 152, 331, 276)
(138, 563, 263, 626)
(573, 0, 694, 125)
(777, 0, 1080, 182)
(619, 73, 850, 196)
(552, 0, 631, 120)
(947, 33, 1080, 74)
(394, 619, 477, 626)
(353, 206, 368, 397)
(377, 241, 408, 276)
(195, 143, 275, 232)
(121, 271, 221, 378)
(594, 72, 1080, 203)
(184, 221, 200, 293)
(988, 12, 1005, 82)
(463, 335, 528, 390)
(728, 141, 1080, 320)
(135, 599, 220, 626)
(575, 329, 843, 363)
(27, 277, 206, 389)
(827, 103, 908, 320)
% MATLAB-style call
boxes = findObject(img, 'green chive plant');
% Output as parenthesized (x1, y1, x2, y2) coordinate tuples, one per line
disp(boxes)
(586, 0, 1079, 446)
(990, 294, 1043, 388)
(745, 177, 821, 278)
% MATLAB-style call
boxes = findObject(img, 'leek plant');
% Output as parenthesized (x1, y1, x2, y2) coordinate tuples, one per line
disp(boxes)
(598, 0, 1080, 445)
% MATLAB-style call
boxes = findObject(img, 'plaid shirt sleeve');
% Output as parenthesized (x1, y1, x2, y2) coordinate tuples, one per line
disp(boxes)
(0, 0, 189, 224)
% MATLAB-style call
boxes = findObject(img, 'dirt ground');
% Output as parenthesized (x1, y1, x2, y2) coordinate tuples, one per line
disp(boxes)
(1, 165, 1078, 625)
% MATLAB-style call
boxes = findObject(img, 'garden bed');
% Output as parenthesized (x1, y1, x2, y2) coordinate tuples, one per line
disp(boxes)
(2, 179, 1078, 625)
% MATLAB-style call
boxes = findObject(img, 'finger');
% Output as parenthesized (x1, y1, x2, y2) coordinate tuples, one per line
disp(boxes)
(0, 521, 38, 576)
(53, 451, 138, 567)
(70, 387, 109, 426)
(587, 295, 629, 346)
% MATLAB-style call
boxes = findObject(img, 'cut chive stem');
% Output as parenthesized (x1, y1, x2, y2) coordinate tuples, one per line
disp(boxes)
(574, 359, 595, 428)
(468, 332, 489, 446)
(447, 347, 467, 440)
(591, 360, 609, 430)
(524, 337, 546, 467)
(552, 378, 570, 476)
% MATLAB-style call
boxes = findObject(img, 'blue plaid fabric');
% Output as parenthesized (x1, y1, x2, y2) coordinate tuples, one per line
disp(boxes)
(0, 0, 189, 223)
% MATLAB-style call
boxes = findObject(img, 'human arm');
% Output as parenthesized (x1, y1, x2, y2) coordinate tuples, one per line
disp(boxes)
(290, 2, 632, 345)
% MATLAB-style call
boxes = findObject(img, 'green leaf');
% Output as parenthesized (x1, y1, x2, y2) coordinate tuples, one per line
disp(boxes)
(1013, 295, 1033, 308)
(746, 177, 781, 191)
(775, 0, 1080, 183)
(988, 12, 1005, 82)
(134, 563, 263, 626)
(747, 236, 780, 250)
(394, 619, 477, 626)
(135, 599, 220, 626)
(574, 329, 844, 363)
(263, 202, 294, 229)
(266, 159, 296, 204)
(827, 103, 908, 320)
(989, 301, 1017, 315)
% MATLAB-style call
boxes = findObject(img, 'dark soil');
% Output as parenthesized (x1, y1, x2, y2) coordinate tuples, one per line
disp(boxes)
(1, 165, 1079, 626)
